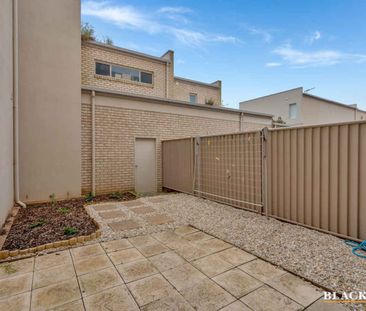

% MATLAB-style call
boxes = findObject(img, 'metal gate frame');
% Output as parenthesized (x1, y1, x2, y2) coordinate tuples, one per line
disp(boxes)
(192, 129, 267, 214)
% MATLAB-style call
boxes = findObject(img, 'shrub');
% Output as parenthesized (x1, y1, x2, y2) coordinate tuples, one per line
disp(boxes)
(58, 207, 70, 214)
(81, 23, 95, 42)
(64, 227, 78, 236)
(29, 219, 46, 229)
(205, 98, 215, 106)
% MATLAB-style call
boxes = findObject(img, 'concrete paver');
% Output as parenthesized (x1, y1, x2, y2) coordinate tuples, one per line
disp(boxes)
(0, 226, 328, 310)
(83, 285, 139, 311)
(148, 251, 185, 272)
(98, 210, 126, 220)
(241, 285, 303, 311)
(117, 259, 158, 283)
(92, 203, 118, 212)
(144, 214, 173, 225)
(34, 250, 72, 271)
(213, 268, 263, 298)
(162, 263, 207, 291)
(239, 258, 286, 282)
(101, 239, 133, 253)
(108, 220, 141, 232)
(78, 267, 123, 296)
(0, 291, 31, 311)
(0, 257, 34, 280)
(108, 248, 144, 265)
(216, 247, 256, 266)
(181, 279, 235, 311)
(0, 272, 32, 299)
(74, 253, 112, 276)
(131, 207, 155, 215)
(127, 274, 173, 306)
(192, 253, 234, 277)
(33, 263, 75, 289)
(31, 277, 81, 310)
(266, 273, 323, 306)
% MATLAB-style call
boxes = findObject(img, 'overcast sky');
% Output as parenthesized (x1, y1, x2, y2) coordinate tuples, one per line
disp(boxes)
(81, 0, 366, 110)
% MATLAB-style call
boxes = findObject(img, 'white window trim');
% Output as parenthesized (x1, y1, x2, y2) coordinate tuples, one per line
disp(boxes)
(289, 103, 298, 119)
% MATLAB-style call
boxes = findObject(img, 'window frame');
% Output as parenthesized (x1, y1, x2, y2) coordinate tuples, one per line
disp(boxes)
(94, 61, 153, 85)
(189, 93, 198, 104)
(289, 103, 298, 119)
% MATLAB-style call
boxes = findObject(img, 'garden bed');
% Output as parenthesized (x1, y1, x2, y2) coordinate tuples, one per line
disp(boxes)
(2, 192, 136, 251)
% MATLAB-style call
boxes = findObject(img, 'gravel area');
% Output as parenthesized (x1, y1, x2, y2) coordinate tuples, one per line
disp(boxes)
(86, 193, 366, 296)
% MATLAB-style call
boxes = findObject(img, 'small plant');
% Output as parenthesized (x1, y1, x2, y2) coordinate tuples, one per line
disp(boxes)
(103, 36, 113, 45)
(49, 193, 57, 206)
(205, 98, 215, 106)
(1, 264, 17, 275)
(58, 207, 70, 214)
(29, 219, 46, 229)
(109, 192, 123, 200)
(85, 192, 95, 202)
(64, 227, 78, 236)
(81, 22, 96, 42)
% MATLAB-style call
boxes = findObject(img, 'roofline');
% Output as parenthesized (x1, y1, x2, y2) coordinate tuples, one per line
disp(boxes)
(174, 76, 221, 89)
(83, 41, 170, 64)
(81, 86, 273, 118)
(303, 93, 366, 113)
(240, 87, 303, 104)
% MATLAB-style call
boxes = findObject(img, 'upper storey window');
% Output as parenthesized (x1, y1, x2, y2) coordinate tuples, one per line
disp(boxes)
(95, 62, 153, 85)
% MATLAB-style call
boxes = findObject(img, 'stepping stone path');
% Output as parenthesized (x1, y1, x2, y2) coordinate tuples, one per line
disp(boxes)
(0, 226, 348, 310)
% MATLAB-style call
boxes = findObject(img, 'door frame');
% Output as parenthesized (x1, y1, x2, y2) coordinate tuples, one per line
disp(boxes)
(134, 136, 157, 193)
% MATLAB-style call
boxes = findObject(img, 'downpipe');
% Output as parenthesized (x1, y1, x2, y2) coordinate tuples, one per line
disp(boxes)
(13, 0, 26, 208)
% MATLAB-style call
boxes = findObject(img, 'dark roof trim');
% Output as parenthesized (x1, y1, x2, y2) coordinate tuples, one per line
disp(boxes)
(81, 86, 273, 118)
(303, 93, 366, 113)
(84, 41, 170, 64)
(174, 76, 221, 89)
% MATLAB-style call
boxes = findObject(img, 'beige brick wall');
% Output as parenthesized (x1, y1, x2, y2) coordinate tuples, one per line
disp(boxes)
(81, 103, 240, 194)
(81, 43, 222, 106)
(173, 79, 221, 105)
(82, 44, 167, 98)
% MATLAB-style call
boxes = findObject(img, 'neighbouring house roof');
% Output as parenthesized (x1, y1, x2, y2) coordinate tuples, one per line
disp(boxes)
(83, 41, 171, 64)
(174, 76, 221, 89)
(240, 87, 366, 113)
(239, 87, 303, 104)
(81, 85, 274, 119)
(303, 92, 366, 113)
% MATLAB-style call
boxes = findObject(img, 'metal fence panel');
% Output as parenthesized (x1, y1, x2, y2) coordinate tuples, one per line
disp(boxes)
(194, 131, 263, 212)
(162, 120, 366, 241)
(267, 121, 366, 241)
(162, 138, 194, 194)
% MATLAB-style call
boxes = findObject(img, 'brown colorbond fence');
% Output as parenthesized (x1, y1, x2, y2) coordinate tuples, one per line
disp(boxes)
(162, 137, 194, 194)
(267, 121, 366, 241)
(162, 120, 366, 241)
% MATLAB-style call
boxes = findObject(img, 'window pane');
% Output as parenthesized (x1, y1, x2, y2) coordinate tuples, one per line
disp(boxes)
(189, 94, 197, 104)
(141, 72, 152, 84)
(289, 103, 297, 119)
(95, 62, 110, 76)
(112, 65, 139, 81)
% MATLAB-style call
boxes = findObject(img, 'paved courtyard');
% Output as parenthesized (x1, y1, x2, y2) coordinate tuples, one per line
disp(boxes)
(0, 225, 347, 311)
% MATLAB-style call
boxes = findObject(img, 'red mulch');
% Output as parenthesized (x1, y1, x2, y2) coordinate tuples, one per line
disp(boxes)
(2, 192, 136, 250)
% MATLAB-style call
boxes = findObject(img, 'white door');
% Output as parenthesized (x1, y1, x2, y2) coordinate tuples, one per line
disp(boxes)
(135, 138, 156, 193)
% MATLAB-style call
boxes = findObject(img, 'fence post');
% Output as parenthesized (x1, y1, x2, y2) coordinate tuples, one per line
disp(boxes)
(193, 136, 201, 197)
(261, 127, 269, 218)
